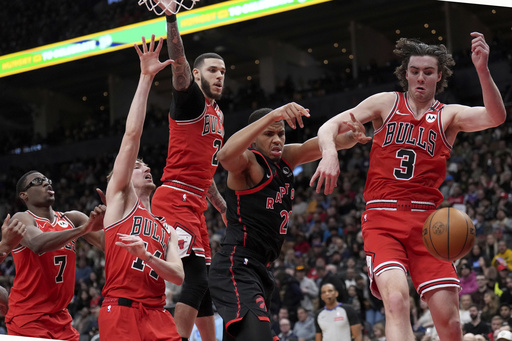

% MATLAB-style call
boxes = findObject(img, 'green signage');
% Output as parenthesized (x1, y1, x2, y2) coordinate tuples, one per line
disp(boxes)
(0, 0, 331, 78)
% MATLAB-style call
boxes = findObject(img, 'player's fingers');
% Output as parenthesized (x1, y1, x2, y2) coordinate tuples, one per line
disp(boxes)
(2, 214, 9, 227)
(142, 36, 148, 53)
(149, 34, 156, 52)
(315, 175, 325, 194)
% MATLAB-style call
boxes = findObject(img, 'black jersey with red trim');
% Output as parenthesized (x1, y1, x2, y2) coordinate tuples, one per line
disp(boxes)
(222, 150, 295, 264)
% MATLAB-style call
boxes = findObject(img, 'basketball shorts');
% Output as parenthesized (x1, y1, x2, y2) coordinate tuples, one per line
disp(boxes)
(209, 246, 275, 337)
(152, 185, 211, 263)
(361, 209, 460, 300)
(6, 309, 79, 341)
(99, 298, 180, 341)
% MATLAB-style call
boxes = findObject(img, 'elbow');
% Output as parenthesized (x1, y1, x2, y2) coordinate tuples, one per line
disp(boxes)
(175, 270, 185, 286)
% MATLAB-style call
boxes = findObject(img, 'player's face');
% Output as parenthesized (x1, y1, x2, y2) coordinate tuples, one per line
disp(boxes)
(253, 121, 286, 162)
(20, 172, 55, 206)
(405, 55, 442, 102)
(132, 161, 156, 192)
(196, 58, 226, 101)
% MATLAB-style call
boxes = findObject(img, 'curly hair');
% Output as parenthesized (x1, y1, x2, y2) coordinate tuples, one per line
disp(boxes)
(393, 38, 455, 94)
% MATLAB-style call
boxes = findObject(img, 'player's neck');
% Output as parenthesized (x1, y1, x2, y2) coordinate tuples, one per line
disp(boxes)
(27, 205, 55, 221)
(409, 98, 436, 119)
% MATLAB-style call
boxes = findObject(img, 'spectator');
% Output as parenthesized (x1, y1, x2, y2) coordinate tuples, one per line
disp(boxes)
(278, 318, 298, 341)
(460, 294, 474, 325)
(463, 304, 491, 336)
(460, 262, 479, 297)
(292, 307, 315, 341)
(295, 265, 318, 314)
(492, 241, 512, 272)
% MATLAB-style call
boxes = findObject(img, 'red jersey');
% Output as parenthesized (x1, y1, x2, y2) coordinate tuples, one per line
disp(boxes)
(102, 200, 172, 307)
(161, 90, 224, 194)
(6, 211, 77, 324)
(364, 92, 451, 206)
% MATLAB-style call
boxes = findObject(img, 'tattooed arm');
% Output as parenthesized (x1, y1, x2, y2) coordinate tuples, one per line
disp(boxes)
(165, 14, 193, 91)
(206, 181, 227, 226)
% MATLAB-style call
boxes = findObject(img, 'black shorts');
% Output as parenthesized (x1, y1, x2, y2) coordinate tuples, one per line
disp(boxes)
(209, 246, 275, 336)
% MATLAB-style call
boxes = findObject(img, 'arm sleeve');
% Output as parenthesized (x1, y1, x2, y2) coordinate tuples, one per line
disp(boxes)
(170, 81, 206, 121)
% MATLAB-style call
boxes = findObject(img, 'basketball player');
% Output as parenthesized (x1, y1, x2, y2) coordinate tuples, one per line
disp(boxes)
(6, 172, 105, 340)
(310, 32, 506, 341)
(98, 35, 184, 341)
(151, 2, 227, 340)
(209, 103, 370, 340)
(315, 283, 362, 341)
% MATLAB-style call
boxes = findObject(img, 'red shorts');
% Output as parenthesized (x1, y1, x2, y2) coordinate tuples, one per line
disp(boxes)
(99, 298, 180, 341)
(6, 309, 79, 341)
(361, 208, 459, 299)
(152, 185, 211, 263)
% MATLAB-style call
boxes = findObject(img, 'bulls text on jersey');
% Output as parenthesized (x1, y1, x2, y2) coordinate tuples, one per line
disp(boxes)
(130, 216, 169, 252)
(382, 121, 437, 157)
(202, 114, 224, 136)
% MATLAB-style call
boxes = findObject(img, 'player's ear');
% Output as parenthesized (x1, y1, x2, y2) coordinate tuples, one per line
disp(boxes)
(18, 191, 27, 202)
(192, 68, 200, 82)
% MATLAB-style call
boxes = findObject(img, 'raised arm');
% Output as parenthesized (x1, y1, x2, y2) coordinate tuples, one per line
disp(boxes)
(446, 32, 506, 139)
(158, 1, 193, 91)
(310, 92, 393, 194)
(283, 113, 371, 169)
(105, 36, 173, 222)
(217, 102, 310, 174)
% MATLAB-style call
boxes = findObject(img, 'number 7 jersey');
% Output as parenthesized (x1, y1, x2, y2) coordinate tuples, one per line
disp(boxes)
(364, 92, 452, 206)
(6, 211, 77, 324)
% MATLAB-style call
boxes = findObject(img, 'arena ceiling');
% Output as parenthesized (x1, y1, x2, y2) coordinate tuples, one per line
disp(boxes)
(1, 0, 511, 121)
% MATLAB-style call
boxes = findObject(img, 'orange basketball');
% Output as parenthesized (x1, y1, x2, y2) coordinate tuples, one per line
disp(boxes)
(422, 207, 475, 261)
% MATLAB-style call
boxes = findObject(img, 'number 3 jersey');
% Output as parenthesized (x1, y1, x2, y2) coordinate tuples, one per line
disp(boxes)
(223, 150, 295, 264)
(6, 211, 77, 324)
(102, 200, 172, 307)
(364, 91, 451, 206)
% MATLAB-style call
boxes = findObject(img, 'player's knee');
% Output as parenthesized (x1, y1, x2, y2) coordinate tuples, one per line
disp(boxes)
(180, 262, 209, 309)
(384, 291, 409, 317)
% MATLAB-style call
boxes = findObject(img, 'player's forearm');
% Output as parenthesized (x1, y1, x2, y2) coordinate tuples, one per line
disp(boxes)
(166, 16, 192, 91)
(206, 181, 226, 215)
(318, 120, 341, 157)
(26, 228, 86, 254)
(334, 131, 358, 150)
(144, 253, 184, 285)
(217, 112, 275, 162)
(477, 70, 506, 127)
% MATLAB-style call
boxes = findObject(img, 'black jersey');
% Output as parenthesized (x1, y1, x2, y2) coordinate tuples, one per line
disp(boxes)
(223, 149, 295, 264)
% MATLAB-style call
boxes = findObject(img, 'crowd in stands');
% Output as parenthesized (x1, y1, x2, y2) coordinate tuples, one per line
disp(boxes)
(2, 1, 512, 341)
(0, 107, 511, 340)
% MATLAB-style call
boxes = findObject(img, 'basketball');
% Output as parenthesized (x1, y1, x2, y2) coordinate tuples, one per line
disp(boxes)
(422, 207, 475, 261)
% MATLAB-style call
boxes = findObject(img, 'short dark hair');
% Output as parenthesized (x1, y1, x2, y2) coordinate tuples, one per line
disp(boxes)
(193, 52, 223, 69)
(16, 170, 38, 197)
(248, 108, 273, 124)
(393, 37, 455, 94)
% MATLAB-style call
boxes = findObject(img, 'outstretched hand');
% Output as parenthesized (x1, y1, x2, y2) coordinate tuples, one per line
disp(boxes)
(96, 188, 106, 205)
(115, 233, 148, 260)
(272, 102, 310, 129)
(345, 113, 372, 145)
(470, 32, 489, 72)
(134, 35, 174, 77)
(83, 205, 106, 234)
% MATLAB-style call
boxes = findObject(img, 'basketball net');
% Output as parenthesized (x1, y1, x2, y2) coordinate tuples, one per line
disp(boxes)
(138, 0, 199, 15)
